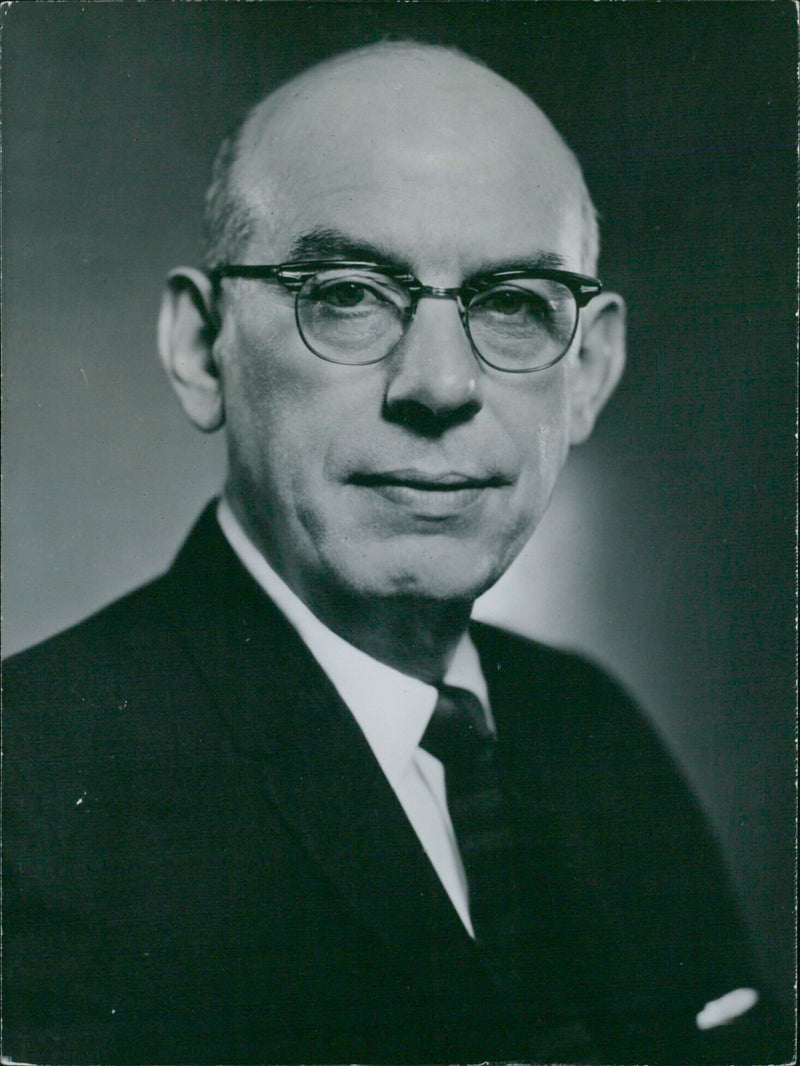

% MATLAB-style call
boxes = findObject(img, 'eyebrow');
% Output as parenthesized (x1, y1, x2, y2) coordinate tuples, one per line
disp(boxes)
(465, 250, 568, 278)
(287, 229, 414, 272)
(286, 227, 569, 279)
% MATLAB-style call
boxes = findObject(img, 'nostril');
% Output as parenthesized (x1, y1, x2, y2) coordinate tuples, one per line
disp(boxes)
(384, 395, 481, 437)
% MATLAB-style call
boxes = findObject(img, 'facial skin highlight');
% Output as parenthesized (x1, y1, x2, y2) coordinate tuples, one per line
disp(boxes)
(160, 43, 625, 678)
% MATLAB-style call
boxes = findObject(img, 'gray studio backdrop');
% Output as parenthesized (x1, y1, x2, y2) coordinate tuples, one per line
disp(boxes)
(2, 2, 796, 1002)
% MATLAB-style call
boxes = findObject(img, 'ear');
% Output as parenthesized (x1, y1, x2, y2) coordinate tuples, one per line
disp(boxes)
(567, 291, 626, 445)
(158, 267, 225, 432)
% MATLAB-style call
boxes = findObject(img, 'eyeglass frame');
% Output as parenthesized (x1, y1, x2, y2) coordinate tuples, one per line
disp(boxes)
(209, 259, 603, 373)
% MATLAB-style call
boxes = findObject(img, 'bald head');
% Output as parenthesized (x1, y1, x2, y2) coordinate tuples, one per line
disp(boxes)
(203, 41, 599, 273)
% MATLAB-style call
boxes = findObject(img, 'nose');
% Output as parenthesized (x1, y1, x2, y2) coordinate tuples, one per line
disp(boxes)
(383, 295, 483, 429)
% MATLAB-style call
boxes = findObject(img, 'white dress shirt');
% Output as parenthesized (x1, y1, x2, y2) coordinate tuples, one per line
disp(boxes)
(217, 497, 493, 937)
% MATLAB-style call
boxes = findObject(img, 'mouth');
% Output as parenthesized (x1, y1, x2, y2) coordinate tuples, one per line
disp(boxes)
(349, 469, 508, 517)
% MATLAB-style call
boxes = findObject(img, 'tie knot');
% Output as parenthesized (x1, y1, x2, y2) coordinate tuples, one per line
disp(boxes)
(421, 684, 493, 764)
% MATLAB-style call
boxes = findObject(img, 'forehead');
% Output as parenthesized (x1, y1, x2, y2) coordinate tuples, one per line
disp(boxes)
(234, 50, 586, 274)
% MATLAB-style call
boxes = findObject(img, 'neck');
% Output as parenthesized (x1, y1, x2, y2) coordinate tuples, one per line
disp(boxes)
(223, 490, 474, 683)
(306, 587, 473, 684)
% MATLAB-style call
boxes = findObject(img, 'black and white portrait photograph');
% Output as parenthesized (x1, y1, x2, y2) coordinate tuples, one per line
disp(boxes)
(1, 3, 796, 1063)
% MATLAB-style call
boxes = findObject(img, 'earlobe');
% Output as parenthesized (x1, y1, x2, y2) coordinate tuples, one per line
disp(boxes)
(158, 268, 225, 433)
(568, 292, 626, 446)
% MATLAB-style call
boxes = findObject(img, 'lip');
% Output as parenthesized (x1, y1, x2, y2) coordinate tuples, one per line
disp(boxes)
(350, 469, 507, 517)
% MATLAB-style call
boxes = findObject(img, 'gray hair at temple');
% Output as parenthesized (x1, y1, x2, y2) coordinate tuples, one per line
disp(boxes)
(201, 40, 601, 274)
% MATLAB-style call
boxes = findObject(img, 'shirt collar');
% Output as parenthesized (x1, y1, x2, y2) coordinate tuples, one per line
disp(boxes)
(217, 497, 491, 789)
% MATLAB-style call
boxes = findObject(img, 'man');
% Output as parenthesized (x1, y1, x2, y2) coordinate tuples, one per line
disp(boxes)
(2, 41, 786, 1064)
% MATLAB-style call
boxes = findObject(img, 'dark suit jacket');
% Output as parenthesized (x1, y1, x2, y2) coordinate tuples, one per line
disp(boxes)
(2, 505, 789, 1064)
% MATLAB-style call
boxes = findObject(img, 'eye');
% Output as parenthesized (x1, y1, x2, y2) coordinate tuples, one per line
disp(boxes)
(304, 273, 407, 316)
(478, 286, 550, 318)
(318, 280, 373, 309)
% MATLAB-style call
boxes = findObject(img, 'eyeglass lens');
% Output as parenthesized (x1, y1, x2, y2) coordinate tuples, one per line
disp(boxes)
(295, 267, 579, 370)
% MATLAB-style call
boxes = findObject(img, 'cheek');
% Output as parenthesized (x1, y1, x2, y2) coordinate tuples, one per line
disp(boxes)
(216, 312, 369, 503)
(215, 316, 308, 505)
(504, 370, 571, 505)
(219, 307, 309, 430)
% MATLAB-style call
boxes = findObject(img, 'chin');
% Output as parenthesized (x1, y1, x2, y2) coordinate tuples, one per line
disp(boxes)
(336, 541, 511, 606)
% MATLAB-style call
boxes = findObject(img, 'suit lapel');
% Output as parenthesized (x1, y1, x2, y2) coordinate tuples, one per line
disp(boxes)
(472, 621, 593, 1018)
(162, 505, 478, 968)
(260, 668, 476, 960)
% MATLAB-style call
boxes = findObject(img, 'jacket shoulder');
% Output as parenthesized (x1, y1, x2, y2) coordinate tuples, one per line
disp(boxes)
(3, 574, 180, 708)
(473, 620, 691, 821)
(2, 570, 218, 782)
(471, 620, 645, 731)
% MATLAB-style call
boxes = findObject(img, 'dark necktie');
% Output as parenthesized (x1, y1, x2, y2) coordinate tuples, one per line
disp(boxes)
(421, 684, 522, 990)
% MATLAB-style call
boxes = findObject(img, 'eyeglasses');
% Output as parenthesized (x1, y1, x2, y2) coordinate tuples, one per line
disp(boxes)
(210, 260, 602, 373)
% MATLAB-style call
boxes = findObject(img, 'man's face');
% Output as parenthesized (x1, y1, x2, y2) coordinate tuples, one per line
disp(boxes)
(215, 52, 589, 611)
